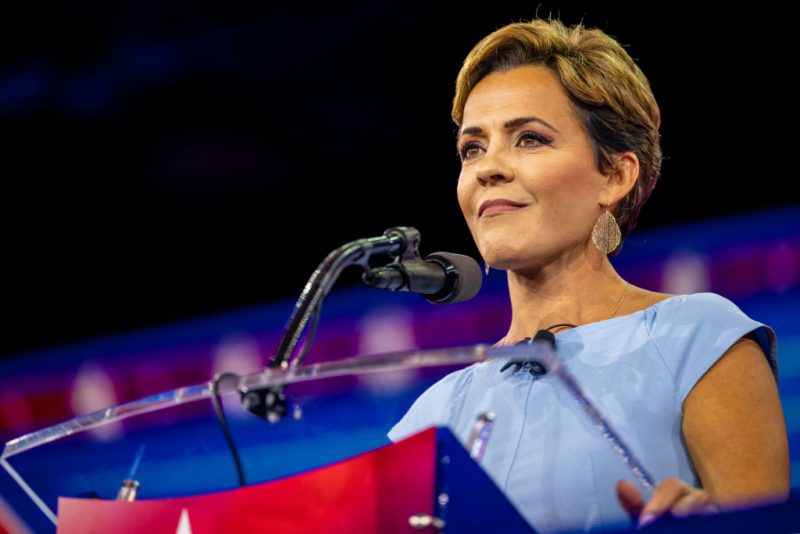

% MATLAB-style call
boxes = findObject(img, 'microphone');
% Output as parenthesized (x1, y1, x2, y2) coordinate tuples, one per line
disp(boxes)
(362, 251, 482, 304)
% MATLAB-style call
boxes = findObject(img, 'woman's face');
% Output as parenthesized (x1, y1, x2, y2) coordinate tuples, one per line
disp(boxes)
(456, 65, 610, 272)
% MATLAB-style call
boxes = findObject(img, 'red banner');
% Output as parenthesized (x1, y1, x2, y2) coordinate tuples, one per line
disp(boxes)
(57, 428, 436, 534)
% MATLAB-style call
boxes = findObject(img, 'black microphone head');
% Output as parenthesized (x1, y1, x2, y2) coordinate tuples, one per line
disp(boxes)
(423, 252, 482, 304)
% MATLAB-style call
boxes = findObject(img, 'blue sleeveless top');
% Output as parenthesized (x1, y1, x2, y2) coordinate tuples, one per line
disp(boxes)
(388, 293, 778, 533)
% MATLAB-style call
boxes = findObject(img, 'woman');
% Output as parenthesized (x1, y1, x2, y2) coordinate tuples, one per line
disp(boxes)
(389, 18, 789, 532)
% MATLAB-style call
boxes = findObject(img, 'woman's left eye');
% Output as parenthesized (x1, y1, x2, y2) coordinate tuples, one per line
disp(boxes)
(517, 131, 551, 147)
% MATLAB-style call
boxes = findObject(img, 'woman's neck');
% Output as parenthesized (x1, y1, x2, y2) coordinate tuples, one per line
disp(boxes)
(501, 246, 627, 344)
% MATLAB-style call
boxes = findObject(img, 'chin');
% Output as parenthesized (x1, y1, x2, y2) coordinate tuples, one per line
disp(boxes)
(479, 239, 533, 271)
(478, 231, 568, 272)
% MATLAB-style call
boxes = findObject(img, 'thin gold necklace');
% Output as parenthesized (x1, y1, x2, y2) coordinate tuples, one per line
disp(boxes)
(608, 281, 631, 319)
(497, 281, 632, 346)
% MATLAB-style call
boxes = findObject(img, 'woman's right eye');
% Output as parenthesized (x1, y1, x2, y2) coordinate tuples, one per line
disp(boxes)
(459, 142, 483, 161)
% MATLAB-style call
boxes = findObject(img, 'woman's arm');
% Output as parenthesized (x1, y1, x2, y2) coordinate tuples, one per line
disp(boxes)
(682, 335, 789, 504)
(617, 336, 789, 525)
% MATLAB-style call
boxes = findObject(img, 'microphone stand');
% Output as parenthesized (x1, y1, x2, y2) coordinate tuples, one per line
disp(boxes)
(240, 226, 421, 420)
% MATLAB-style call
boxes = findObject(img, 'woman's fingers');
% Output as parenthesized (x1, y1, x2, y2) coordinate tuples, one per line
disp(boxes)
(638, 478, 688, 526)
(670, 491, 718, 518)
(637, 478, 716, 527)
(615, 480, 645, 521)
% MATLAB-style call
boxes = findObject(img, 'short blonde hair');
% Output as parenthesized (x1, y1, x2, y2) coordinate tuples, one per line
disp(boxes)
(453, 19, 662, 248)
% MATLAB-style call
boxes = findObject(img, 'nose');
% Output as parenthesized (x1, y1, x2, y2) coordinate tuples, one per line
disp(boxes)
(475, 148, 514, 185)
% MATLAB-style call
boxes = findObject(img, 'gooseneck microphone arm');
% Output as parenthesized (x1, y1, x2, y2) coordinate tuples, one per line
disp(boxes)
(240, 226, 481, 421)
(271, 227, 418, 370)
(240, 227, 419, 421)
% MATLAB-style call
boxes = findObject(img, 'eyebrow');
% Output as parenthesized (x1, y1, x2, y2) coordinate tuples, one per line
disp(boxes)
(458, 116, 560, 140)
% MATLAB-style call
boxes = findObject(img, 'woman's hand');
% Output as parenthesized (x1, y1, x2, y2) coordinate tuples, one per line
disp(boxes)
(616, 478, 719, 528)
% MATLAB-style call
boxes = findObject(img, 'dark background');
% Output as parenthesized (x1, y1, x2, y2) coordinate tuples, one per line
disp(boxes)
(3, 1, 798, 358)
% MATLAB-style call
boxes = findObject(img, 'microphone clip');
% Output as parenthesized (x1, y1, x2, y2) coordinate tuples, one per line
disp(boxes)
(499, 329, 555, 377)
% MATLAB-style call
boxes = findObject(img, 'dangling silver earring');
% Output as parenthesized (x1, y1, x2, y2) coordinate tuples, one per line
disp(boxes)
(484, 262, 490, 276)
(592, 206, 621, 255)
